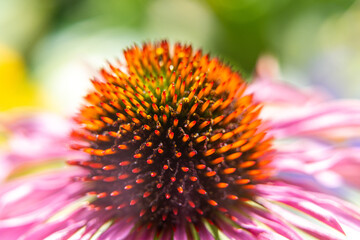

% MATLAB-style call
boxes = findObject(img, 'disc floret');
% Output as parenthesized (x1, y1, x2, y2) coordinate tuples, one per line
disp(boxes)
(70, 41, 273, 232)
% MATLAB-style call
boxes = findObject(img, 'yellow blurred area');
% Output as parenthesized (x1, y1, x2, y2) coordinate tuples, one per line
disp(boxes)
(0, 43, 39, 110)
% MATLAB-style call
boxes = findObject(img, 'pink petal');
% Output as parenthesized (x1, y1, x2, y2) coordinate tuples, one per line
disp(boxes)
(18, 208, 89, 240)
(0, 113, 85, 181)
(259, 199, 346, 240)
(97, 219, 134, 240)
(257, 183, 360, 235)
(268, 100, 360, 139)
(248, 79, 326, 106)
(0, 169, 86, 239)
(173, 221, 186, 240)
(197, 223, 214, 240)
(216, 220, 256, 240)
(240, 206, 302, 240)
(257, 184, 345, 233)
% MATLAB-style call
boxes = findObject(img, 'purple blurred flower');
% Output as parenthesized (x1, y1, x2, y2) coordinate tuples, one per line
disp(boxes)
(0, 113, 84, 181)
(250, 56, 360, 190)
(1, 44, 360, 240)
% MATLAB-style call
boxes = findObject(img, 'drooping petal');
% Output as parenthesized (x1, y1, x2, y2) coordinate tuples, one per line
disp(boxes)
(273, 138, 360, 188)
(268, 100, 360, 139)
(0, 113, 85, 181)
(18, 208, 89, 240)
(249, 60, 360, 140)
(240, 206, 303, 240)
(96, 219, 134, 240)
(215, 219, 256, 240)
(173, 220, 187, 240)
(0, 169, 86, 239)
(256, 183, 360, 238)
(248, 78, 326, 106)
(197, 223, 214, 240)
(259, 199, 347, 240)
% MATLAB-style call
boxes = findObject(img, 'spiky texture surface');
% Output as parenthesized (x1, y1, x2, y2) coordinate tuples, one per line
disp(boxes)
(70, 41, 273, 232)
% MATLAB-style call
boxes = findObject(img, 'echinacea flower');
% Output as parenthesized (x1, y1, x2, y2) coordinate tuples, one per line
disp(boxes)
(1, 41, 360, 240)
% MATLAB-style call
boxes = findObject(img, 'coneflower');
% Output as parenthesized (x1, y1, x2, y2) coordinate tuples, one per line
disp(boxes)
(1, 41, 360, 239)
(69, 40, 272, 237)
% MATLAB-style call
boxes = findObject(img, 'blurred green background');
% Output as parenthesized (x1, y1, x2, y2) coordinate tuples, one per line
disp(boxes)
(0, 0, 359, 113)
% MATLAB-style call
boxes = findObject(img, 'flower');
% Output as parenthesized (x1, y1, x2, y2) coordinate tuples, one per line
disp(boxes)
(1, 41, 360, 239)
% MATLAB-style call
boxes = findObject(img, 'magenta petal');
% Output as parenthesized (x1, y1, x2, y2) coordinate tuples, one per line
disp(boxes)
(256, 182, 360, 238)
(0, 169, 85, 219)
(173, 221, 186, 240)
(241, 207, 302, 240)
(1, 113, 82, 167)
(230, 209, 281, 237)
(247, 78, 326, 105)
(256, 232, 292, 240)
(216, 220, 256, 240)
(273, 184, 360, 231)
(197, 223, 214, 240)
(268, 100, 360, 139)
(257, 184, 345, 234)
(0, 169, 86, 239)
(22, 221, 85, 240)
(97, 219, 134, 240)
(18, 208, 88, 240)
(259, 199, 346, 240)
(281, 198, 344, 234)
(297, 193, 360, 233)
(79, 211, 113, 240)
(271, 137, 360, 188)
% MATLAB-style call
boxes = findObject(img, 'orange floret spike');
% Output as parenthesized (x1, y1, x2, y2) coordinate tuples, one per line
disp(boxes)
(195, 136, 207, 143)
(211, 98, 223, 111)
(201, 100, 210, 113)
(187, 121, 197, 130)
(152, 103, 159, 112)
(199, 121, 210, 130)
(203, 149, 216, 157)
(177, 187, 184, 194)
(210, 157, 225, 165)
(226, 152, 242, 161)
(210, 133, 223, 142)
(213, 115, 224, 126)
(180, 81, 186, 95)
(176, 103, 183, 114)
(188, 89, 196, 102)
(118, 145, 128, 150)
(235, 179, 251, 185)
(197, 189, 207, 195)
(173, 119, 179, 127)
(188, 151, 197, 157)
(222, 168, 236, 174)
(189, 103, 198, 115)
(196, 164, 206, 170)
(216, 183, 229, 188)
(172, 94, 178, 105)
(116, 112, 128, 121)
(208, 200, 218, 206)
(217, 144, 232, 154)
(205, 171, 216, 177)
